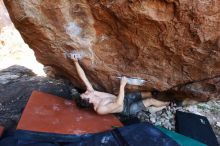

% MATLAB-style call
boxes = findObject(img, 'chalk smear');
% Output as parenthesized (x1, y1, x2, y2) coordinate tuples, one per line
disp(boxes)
(65, 22, 93, 49)
(64, 22, 95, 61)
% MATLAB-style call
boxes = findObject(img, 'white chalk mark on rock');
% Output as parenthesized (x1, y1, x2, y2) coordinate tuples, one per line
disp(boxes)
(65, 22, 82, 37)
(65, 22, 93, 49)
(116, 76, 147, 86)
(64, 21, 96, 63)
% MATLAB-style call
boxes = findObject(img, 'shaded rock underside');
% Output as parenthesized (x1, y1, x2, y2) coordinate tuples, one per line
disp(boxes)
(3, 0, 220, 100)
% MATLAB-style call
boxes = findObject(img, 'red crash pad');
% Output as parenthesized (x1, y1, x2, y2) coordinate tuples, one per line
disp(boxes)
(17, 91, 123, 135)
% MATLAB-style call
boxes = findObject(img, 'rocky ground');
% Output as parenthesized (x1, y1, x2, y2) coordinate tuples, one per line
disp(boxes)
(137, 101, 220, 144)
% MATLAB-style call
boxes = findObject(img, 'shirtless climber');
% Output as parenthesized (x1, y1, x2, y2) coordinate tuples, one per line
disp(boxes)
(73, 57, 169, 116)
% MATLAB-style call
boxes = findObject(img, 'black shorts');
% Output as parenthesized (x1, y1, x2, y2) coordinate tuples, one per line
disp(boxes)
(120, 92, 145, 116)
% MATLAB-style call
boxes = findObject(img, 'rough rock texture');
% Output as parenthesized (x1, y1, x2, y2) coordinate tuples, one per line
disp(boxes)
(173, 77, 220, 101)
(0, 0, 11, 29)
(3, 0, 220, 100)
(0, 65, 77, 129)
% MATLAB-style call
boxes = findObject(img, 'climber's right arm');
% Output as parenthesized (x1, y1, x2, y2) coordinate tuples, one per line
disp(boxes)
(73, 59, 94, 91)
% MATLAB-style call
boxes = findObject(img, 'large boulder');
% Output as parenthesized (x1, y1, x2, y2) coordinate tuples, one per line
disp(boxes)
(3, 0, 220, 99)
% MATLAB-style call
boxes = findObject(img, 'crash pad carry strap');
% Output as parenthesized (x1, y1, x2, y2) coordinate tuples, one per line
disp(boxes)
(111, 128, 129, 146)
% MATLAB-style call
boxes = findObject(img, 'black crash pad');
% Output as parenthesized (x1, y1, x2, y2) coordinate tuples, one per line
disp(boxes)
(175, 111, 219, 146)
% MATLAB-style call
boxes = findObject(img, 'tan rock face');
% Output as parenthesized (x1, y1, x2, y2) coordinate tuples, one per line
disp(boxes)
(0, 0, 11, 29)
(3, 0, 220, 100)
